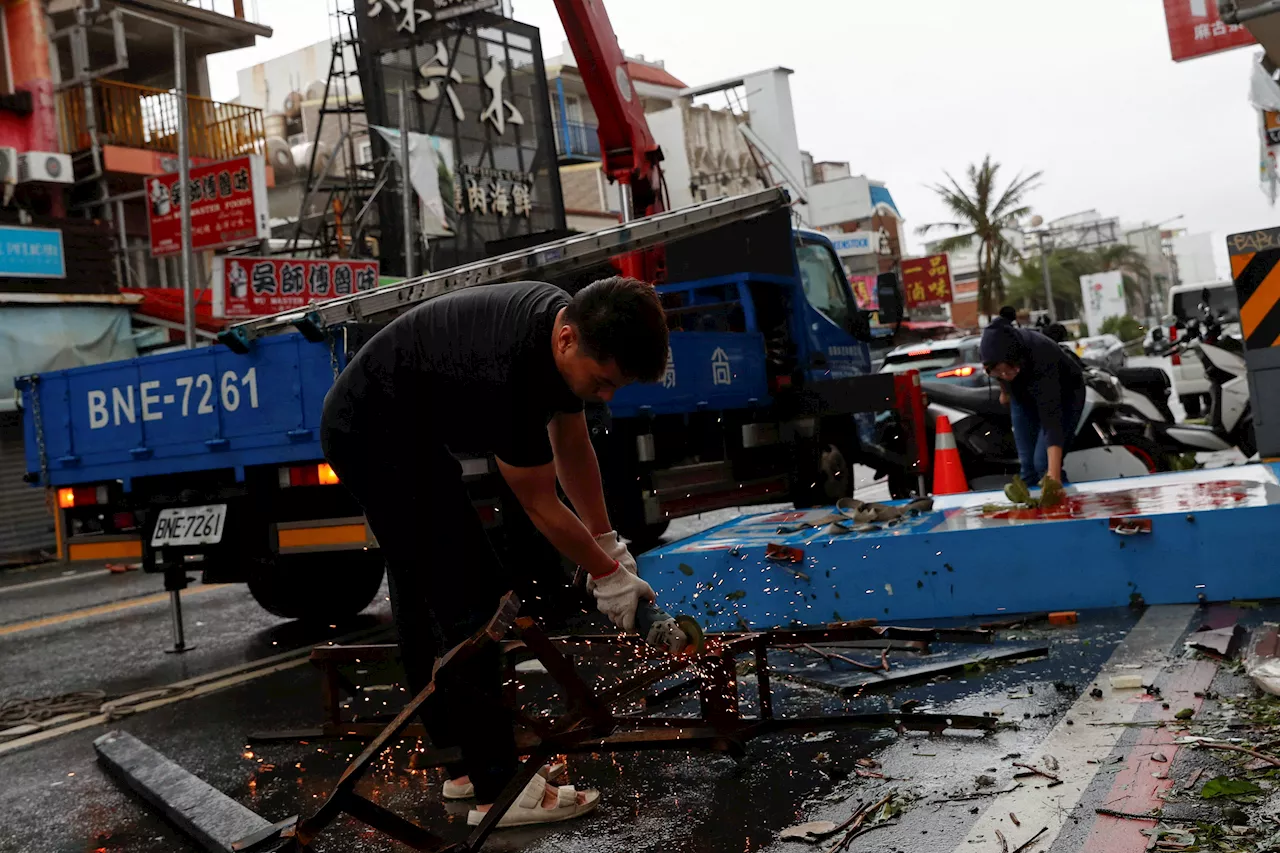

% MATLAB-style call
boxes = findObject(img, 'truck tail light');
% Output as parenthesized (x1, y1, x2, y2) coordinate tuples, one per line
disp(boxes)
(936, 366, 976, 378)
(278, 464, 341, 488)
(58, 485, 108, 508)
(1170, 325, 1181, 366)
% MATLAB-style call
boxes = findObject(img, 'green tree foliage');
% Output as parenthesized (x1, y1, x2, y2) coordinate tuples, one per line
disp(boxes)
(1006, 245, 1152, 319)
(1099, 314, 1143, 342)
(918, 156, 1042, 316)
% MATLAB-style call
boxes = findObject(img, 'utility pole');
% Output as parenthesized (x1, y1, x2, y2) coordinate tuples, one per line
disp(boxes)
(174, 26, 194, 349)
(1035, 227, 1055, 322)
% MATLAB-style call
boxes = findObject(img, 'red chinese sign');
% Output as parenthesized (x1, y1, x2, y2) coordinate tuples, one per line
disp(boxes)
(211, 256, 380, 318)
(1163, 0, 1254, 62)
(901, 254, 953, 309)
(147, 155, 269, 257)
(848, 274, 879, 311)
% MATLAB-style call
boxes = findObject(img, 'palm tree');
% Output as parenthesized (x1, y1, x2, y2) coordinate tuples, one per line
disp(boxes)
(1005, 248, 1095, 318)
(918, 156, 1043, 315)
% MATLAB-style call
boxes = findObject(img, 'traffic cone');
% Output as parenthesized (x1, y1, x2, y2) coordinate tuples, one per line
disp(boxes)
(931, 415, 970, 495)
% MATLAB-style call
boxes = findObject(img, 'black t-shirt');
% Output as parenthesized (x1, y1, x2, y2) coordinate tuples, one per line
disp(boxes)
(322, 281, 584, 467)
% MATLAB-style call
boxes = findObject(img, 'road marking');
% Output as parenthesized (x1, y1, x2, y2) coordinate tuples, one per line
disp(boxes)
(0, 584, 223, 637)
(0, 568, 110, 595)
(1078, 659, 1218, 853)
(0, 622, 390, 757)
(951, 605, 1196, 853)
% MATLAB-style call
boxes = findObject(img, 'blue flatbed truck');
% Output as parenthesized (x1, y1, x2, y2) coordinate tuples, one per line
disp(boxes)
(17, 189, 918, 623)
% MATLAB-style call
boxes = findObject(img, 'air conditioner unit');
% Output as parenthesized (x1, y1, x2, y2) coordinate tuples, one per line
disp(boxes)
(18, 151, 73, 184)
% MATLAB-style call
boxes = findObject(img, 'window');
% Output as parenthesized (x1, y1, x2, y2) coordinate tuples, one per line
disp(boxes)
(1172, 285, 1238, 324)
(564, 94, 583, 124)
(356, 140, 373, 166)
(795, 241, 855, 330)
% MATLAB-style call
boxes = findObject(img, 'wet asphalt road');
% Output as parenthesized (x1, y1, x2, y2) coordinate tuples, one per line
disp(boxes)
(0, 465, 890, 853)
(0, 457, 1248, 853)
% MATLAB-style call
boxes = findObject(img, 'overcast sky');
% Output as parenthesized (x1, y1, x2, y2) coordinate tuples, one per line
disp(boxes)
(207, 0, 1277, 273)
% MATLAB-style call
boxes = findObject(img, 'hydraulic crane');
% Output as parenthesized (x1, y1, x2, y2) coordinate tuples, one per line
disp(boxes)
(553, 0, 668, 283)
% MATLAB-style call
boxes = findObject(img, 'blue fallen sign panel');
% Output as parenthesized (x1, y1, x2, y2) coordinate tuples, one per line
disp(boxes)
(0, 225, 64, 278)
(637, 465, 1280, 630)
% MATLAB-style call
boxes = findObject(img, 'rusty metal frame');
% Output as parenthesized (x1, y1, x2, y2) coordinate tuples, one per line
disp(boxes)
(275, 595, 998, 852)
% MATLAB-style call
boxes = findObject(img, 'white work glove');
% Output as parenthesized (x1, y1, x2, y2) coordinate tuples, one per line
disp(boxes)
(590, 564, 654, 633)
(594, 530, 637, 575)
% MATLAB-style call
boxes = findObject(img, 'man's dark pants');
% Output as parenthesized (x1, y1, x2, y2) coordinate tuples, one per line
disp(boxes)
(322, 426, 519, 803)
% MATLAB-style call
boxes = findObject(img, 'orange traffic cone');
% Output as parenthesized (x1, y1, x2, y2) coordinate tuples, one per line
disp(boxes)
(931, 415, 970, 495)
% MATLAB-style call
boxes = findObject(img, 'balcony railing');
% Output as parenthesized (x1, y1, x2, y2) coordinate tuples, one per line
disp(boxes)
(554, 120, 601, 160)
(58, 79, 265, 162)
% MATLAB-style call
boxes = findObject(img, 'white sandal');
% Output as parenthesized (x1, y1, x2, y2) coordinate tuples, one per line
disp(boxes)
(466, 773, 599, 827)
(442, 761, 566, 800)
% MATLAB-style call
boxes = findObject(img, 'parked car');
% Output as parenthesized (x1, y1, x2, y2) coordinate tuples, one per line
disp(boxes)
(1075, 334, 1126, 372)
(880, 336, 986, 386)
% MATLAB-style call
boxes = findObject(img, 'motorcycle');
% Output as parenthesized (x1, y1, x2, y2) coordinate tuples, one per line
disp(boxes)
(1185, 336, 1255, 458)
(919, 371, 1167, 490)
(1067, 347, 1235, 459)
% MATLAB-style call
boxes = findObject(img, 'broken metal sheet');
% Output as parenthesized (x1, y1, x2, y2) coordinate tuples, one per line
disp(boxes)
(782, 645, 1049, 696)
(94, 730, 293, 853)
(1186, 625, 1245, 659)
(644, 465, 1280, 630)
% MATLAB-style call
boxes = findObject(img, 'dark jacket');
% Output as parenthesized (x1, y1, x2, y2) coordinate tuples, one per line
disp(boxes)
(981, 318, 1085, 448)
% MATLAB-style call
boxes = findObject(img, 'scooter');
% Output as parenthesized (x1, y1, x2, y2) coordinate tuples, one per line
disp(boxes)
(1068, 349, 1234, 458)
(1188, 337, 1255, 458)
(919, 373, 1165, 489)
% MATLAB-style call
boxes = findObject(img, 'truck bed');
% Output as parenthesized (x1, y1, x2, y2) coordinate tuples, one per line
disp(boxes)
(18, 333, 334, 489)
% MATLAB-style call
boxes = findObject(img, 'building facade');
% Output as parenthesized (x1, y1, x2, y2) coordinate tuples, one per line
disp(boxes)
(0, 0, 269, 561)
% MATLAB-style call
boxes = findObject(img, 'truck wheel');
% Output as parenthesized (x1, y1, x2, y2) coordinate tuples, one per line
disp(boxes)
(249, 550, 385, 623)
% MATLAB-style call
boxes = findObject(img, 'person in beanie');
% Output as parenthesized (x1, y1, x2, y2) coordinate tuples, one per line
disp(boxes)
(981, 314, 1085, 486)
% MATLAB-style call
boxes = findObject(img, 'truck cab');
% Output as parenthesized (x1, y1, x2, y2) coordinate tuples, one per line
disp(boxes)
(593, 209, 888, 545)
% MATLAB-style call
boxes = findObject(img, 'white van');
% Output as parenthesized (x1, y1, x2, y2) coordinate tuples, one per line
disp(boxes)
(1166, 280, 1240, 417)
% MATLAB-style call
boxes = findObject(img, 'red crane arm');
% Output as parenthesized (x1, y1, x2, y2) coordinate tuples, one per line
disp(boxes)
(553, 0, 665, 221)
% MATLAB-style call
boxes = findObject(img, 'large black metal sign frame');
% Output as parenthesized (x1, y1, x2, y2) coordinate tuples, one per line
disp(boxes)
(355, 4, 567, 275)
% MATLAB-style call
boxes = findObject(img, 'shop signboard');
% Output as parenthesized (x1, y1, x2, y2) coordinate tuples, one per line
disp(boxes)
(0, 226, 64, 278)
(147, 155, 269, 257)
(1163, 0, 1254, 62)
(901, 253, 953, 309)
(211, 256, 380, 318)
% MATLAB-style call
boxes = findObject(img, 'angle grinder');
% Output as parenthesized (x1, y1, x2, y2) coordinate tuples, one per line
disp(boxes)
(635, 600, 705, 654)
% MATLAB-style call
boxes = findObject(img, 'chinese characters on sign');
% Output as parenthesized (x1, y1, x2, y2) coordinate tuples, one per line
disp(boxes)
(848, 275, 879, 311)
(211, 256, 380, 318)
(901, 254, 953, 310)
(710, 347, 733, 386)
(1163, 0, 1254, 62)
(416, 42, 524, 135)
(147, 155, 269, 257)
(363, 0, 500, 48)
(661, 347, 676, 389)
(453, 165, 534, 218)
